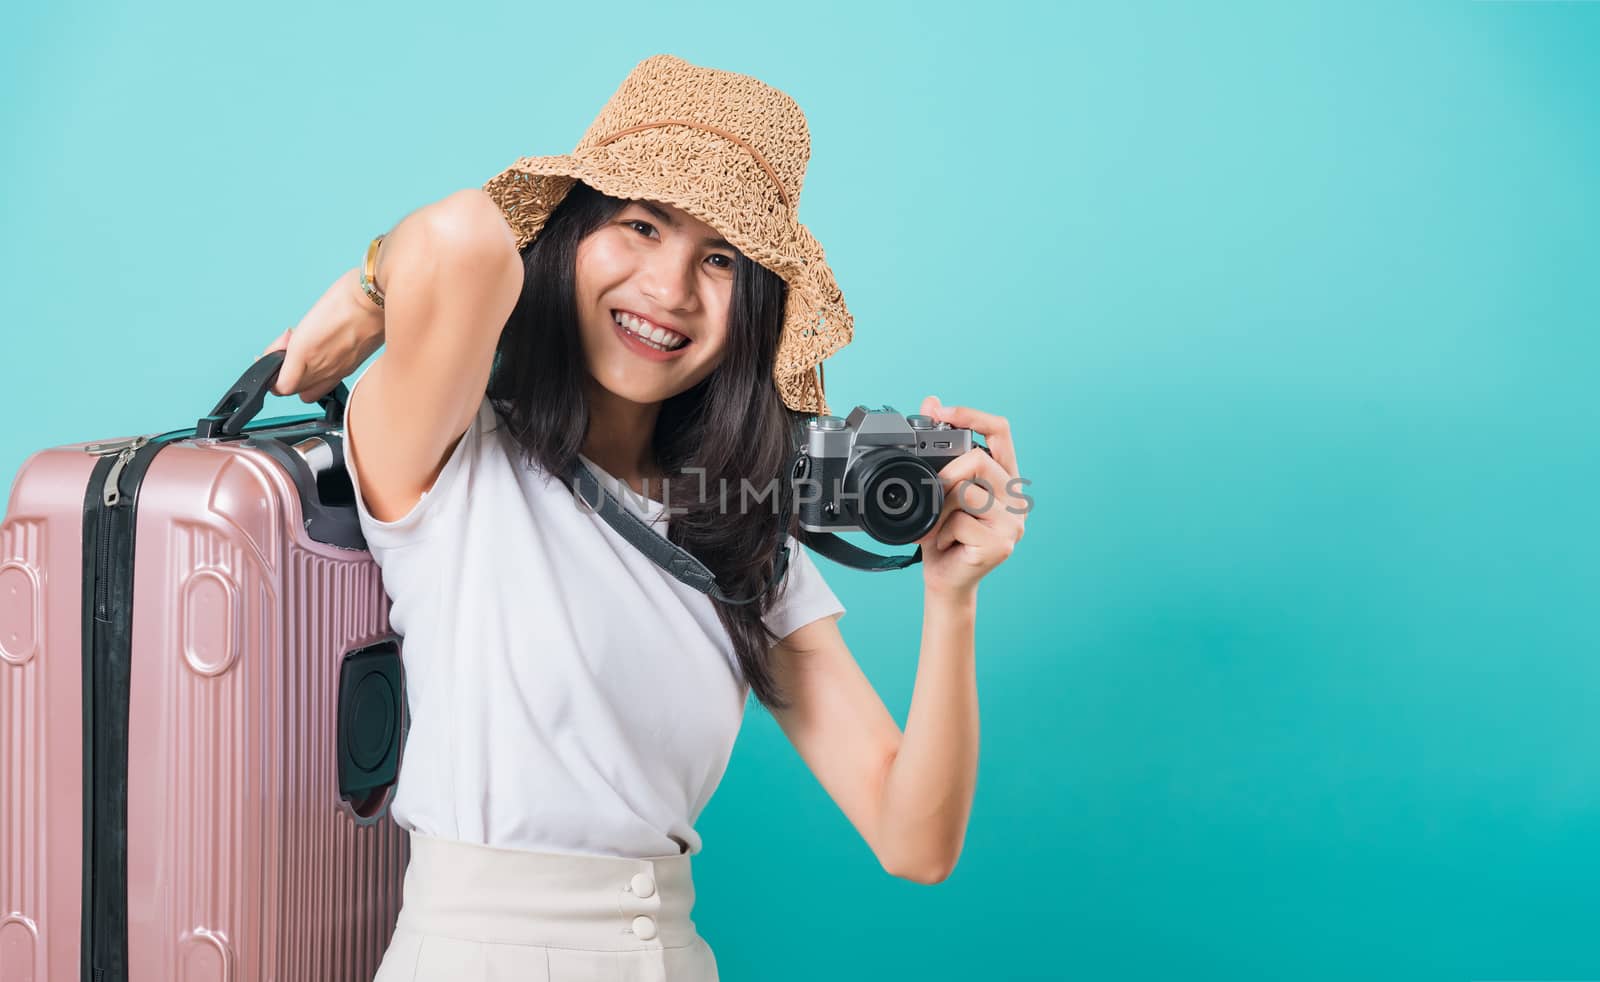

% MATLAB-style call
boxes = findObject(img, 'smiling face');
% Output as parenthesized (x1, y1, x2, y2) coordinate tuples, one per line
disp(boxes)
(573, 198, 739, 407)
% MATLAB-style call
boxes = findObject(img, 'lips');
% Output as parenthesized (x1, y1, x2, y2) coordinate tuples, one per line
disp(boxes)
(609, 313, 693, 362)
(611, 309, 691, 348)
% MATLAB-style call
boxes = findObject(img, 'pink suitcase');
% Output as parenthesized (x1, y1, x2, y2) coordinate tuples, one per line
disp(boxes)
(1, 352, 409, 982)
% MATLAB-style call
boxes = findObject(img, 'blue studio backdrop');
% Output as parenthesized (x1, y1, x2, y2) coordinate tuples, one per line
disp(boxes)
(2, 1, 1597, 980)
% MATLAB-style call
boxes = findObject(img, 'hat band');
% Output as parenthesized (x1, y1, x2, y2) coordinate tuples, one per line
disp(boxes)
(594, 119, 793, 211)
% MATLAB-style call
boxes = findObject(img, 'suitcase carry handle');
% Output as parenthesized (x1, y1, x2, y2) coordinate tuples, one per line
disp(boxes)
(196, 351, 348, 439)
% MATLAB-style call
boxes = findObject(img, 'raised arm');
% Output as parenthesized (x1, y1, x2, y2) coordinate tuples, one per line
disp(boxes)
(345, 189, 524, 523)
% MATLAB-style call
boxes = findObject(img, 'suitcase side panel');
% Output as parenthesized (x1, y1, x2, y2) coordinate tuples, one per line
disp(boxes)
(124, 440, 407, 982)
(1, 447, 97, 982)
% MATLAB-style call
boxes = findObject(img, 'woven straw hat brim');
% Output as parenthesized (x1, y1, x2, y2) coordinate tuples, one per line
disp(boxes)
(483, 142, 851, 416)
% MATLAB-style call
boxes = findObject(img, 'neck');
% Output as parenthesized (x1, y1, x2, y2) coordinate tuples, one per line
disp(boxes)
(580, 376, 664, 491)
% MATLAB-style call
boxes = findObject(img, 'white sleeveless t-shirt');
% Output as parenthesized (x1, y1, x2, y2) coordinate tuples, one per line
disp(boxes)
(339, 368, 845, 859)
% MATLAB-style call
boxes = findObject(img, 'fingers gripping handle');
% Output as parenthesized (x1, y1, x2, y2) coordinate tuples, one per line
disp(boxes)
(196, 351, 348, 439)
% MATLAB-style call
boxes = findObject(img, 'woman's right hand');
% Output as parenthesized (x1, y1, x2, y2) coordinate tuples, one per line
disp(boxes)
(260, 266, 387, 402)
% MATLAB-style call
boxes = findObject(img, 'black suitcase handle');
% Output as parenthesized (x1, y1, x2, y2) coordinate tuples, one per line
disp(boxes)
(196, 351, 348, 439)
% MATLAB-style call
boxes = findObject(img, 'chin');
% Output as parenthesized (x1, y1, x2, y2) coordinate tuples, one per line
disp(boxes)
(587, 366, 688, 406)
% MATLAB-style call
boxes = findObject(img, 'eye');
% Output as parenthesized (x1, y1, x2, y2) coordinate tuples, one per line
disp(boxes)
(624, 218, 734, 272)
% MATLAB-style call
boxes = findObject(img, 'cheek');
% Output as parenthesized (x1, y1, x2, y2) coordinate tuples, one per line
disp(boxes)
(574, 236, 632, 300)
(697, 301, 733, 355)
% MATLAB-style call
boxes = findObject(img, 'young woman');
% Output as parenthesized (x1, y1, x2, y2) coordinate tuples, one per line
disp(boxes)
(263, 54, 1026, 982)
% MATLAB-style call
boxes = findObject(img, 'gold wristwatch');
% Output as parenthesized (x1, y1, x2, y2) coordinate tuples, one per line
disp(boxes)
(359, 234, 387, 309)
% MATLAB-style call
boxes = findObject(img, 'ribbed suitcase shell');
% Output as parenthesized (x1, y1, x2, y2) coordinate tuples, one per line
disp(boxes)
(1, 414, 408, 981)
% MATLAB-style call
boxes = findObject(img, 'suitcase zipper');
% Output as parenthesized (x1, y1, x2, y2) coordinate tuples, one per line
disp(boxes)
(83, 436, 150, 507)
(84, 437, 150, 621)
(78, 431, 170, 982)
(94, 502, 112, 623)
(82, 436, 149, 454)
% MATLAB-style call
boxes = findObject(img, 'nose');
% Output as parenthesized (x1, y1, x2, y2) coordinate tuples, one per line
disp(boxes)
(637, 242, 699, 313)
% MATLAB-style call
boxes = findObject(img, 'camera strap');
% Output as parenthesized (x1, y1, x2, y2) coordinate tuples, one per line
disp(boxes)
(559, 444, 939, 606)
(801, 533, 921, 571)
(561, 454, 794, 605)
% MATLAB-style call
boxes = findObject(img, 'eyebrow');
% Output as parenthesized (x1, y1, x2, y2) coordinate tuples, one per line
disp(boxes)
(636, 201, 735, 251)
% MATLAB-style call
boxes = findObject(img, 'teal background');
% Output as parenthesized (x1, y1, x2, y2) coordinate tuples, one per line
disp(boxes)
(3, 1, 1598, 979)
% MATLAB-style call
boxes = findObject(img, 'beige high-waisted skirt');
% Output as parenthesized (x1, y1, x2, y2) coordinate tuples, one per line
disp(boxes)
(373, 830, 721, 982)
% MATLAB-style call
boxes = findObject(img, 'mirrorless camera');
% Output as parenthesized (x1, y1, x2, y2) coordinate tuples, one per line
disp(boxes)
(793, 405, 975, 546)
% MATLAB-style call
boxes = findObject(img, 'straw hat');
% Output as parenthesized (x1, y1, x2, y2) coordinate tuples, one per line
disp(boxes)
(481, 53, 852, 416)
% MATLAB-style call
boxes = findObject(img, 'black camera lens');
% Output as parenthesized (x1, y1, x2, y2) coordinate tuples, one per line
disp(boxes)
(880, 480, 910, 515)
(847, 449, 942, 545)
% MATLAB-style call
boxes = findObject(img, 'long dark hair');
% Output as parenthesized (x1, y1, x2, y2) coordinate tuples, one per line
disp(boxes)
(485, 179, 810, 711)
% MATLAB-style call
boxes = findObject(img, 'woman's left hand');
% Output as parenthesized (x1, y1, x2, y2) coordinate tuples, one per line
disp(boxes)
(913, 396, 1028, 600)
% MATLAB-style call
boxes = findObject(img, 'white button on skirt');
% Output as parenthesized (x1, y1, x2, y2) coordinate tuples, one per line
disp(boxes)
(373, 830, 720, 981)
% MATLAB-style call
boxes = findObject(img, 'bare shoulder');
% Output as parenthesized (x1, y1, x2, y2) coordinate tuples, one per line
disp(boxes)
(432, 188, 520, 264)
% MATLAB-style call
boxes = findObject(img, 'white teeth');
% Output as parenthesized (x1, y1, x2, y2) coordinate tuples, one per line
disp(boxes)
(613, 311, 688, 350)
